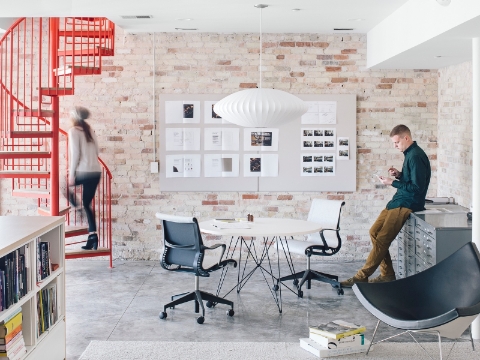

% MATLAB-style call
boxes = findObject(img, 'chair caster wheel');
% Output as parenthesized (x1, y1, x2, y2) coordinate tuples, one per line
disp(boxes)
(227, 309, 234, 317)
(298, 290, 303, 298)
(197, 316, 205, 324)
(273, 284, 279, 291)
(293, 279, 299, 286)
(337, 288, 344, 295)
(159, 311, 167, 320)
(206, 301, 215, 308)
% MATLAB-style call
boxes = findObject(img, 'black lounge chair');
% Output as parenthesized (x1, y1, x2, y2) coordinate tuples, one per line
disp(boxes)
(353, 242, 480, 359)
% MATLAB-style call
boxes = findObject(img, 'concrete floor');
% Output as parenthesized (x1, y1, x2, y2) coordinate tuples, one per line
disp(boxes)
(65, 258, 473, 360)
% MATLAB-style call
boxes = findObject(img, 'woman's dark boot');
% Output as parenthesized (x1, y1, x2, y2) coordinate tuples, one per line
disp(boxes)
(82, 233, 98, 250)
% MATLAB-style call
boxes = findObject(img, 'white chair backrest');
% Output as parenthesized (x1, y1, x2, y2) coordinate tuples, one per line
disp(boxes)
(155, 212, 195, 224)
(306, 199, 344, 246)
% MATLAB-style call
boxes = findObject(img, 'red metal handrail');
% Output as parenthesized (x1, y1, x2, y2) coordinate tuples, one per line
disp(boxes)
(0, 17, 115, 267)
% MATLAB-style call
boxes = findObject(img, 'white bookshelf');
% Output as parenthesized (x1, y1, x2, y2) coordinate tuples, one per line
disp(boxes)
(0, 216, 65, 360)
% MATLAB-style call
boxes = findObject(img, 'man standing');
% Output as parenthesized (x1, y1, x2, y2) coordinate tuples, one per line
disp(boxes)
(341, 124, 431, 287)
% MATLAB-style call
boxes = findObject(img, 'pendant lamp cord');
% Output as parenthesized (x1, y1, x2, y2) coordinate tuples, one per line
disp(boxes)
(259, 7, 262, 89)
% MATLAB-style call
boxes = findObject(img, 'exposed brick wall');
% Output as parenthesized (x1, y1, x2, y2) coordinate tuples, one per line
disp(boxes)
(1, 28, 439, 261)
(437, 61, 472, 208)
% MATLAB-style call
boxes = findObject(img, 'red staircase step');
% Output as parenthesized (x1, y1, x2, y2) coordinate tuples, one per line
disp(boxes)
(41, 87, 74, 96)
(54, 65, 101, 76)
(0, 170, 49, 179)
(38, 205, 71, 216)
(12, 109, 54, 117)
(0, 151, 50, 159)
(58, 47, 114, 57)
(12, 188, 50, 198)
(65, 225, 89, 238)
(65, 248, 110, 257)
(58, 30, 114, 38)
(8, 131, 53, 138)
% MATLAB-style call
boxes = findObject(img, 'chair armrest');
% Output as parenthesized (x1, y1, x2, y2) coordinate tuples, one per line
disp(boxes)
(321, 228, 339, 232)
(319, 228, 340, 248)
(202, 243, 226, 251)
(164, 240, 196, 250)
(202, 243, 226, 266)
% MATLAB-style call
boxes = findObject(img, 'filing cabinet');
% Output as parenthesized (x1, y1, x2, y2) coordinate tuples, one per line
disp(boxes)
(396, 207, 471, 279)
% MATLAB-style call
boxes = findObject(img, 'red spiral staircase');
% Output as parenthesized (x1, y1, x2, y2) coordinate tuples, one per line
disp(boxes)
(0, 17, 115, 267)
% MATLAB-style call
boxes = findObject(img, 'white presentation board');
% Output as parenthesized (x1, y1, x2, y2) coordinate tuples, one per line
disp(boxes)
(159, 94, 356, 192)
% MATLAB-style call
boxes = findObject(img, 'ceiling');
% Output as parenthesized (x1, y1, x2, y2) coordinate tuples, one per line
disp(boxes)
(0, 1, 409, 34)
(0, 0, 478, 69)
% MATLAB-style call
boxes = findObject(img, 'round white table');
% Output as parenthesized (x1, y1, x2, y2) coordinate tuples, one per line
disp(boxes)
(199, 217, 323, 313)
(199, 217, 323, 237)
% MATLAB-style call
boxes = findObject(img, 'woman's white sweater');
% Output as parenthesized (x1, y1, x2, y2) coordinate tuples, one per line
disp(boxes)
(68, 126, 101, 181)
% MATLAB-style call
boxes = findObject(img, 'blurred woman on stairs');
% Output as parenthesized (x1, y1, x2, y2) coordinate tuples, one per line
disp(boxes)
(68, 106, 102, 250)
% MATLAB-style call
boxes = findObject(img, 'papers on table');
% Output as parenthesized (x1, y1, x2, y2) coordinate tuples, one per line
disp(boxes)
(415, 208, 452, 214)
(212, 222, 251, 229)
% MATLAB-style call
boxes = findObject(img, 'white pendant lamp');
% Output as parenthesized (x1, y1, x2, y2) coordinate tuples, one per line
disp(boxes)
(214, 4, 308, 128)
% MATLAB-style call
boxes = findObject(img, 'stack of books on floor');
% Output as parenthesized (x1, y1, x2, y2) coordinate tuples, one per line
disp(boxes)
(300, 319, 370, 358)
(0, 308, 27, 360)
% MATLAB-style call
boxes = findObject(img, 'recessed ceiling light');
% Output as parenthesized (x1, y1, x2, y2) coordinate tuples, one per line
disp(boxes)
(434, 55, 443, 58)
(292, 9, 301, 11)
(176, 18, 192, 21)
(121, 15, 153, 19)
(175, 28, 198, 31)
(348, 18, 364, 22)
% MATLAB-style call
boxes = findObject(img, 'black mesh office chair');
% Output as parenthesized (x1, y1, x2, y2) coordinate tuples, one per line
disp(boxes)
(156, 213, 237, 324)
(354, 242, 480, 359)
(278, 199, 345, 297)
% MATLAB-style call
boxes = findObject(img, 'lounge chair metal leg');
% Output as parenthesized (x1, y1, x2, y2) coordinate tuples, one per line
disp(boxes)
(437, 331, 442, 360)
(470, 324, 475, 351)
(366, 320, 380, 355)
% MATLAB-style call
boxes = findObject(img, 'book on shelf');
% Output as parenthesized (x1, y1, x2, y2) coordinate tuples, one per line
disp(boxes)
(309, 320, 366, 340)
(300, 337, 371, 358)
(36, 239, 51, 283)
(309, 332, 364, 349)
(1, 309, 21, 328)
(36, 283, 57, 337)
(0, 330, 23, 351)
(0, 312, 22, 338)
(0, 335, 26, 359)
(0, 325, 22, 346)
(0, 245, 29, 311)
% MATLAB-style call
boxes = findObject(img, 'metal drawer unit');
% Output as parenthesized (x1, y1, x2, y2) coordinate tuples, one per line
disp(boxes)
(396, 216, 415, 278)
(397, 207, 471, 279)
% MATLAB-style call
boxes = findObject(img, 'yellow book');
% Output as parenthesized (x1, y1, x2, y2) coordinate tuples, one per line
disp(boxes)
(309, 320, 366, 340)
(0, 312, 22, 338)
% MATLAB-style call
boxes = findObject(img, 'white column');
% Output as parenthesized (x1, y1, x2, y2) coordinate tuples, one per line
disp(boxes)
(472, 37, 480, 339)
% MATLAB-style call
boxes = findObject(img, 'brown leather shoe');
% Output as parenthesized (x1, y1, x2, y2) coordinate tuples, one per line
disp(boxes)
(369, 274, 396, 283)
(340, 276, 368, 288)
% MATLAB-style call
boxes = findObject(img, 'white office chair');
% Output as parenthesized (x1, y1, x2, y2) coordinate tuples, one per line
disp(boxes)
(279, 199, 345, 297)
